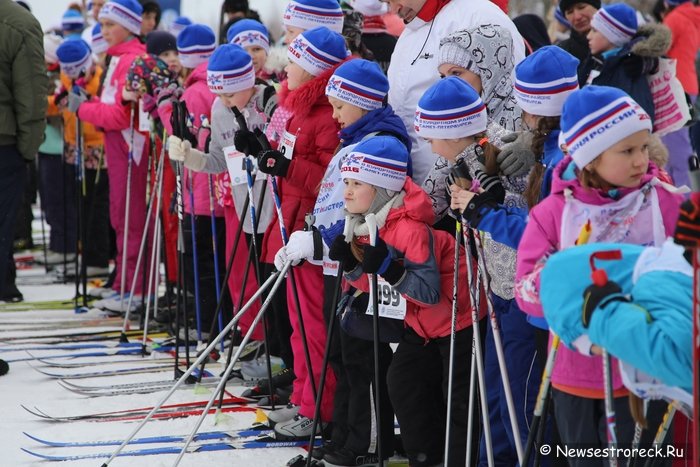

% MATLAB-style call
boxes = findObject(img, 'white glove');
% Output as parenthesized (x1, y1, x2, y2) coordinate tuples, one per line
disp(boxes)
(286, 230, 316, 262)
(167, 135, 207, 171)
(274, 246, 292, 272)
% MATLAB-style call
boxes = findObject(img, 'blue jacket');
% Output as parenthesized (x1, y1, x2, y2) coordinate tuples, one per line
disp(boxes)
(541, 241, 692, 393)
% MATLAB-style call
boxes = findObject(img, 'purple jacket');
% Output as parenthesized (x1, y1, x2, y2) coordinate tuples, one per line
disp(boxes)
(515, 156, 682, 392)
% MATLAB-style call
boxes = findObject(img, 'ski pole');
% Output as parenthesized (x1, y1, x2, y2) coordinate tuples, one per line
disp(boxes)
(119, 103, 136, 313)
(444, 219, 461, 466)
(171, 263, 292, 467)
(207, 175, 225, 352)
(186, 170, 204, 344)
(73, 95, 85, 312)
(642, 401, 678, 467)
(461, 224, 494, 467)
(99, 269, 283, 467)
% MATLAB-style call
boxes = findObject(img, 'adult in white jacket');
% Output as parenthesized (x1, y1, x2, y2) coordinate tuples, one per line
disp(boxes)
(387, 0, 525, 184)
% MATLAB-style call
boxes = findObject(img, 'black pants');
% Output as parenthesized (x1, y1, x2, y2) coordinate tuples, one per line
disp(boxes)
(388, 325, 479, 467)
(552, 390, 672, 467)
(14, 158, 36, 248)
(182, 214, 231, 332)
(324, 275, 395, 457)
(0, 146, 27, 297)
(262, 262, 294, 370)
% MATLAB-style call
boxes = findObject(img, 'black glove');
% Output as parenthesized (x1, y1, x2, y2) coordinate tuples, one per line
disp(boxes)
(171, 100, 198, 147)
(254, 85, 279, 119)
(258, 149, 290, 176)
(581, 280, 627, 328)
(234, 129, 263, 156)
(622, 53, 658, 77)
(362, 238, 405, 284)
(328, 235, 358, 271)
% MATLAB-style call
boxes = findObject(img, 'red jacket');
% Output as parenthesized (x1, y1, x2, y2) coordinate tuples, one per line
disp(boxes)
(664, 2, 700, 95)
(347, 179, 482, 340)
(261, 64, 343, 262)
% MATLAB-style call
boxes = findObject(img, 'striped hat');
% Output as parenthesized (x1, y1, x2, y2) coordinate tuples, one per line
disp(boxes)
(98, 0, 143, 36)
(177, 24, 216, 69)
(325, 59, 388, 111)
(207, 44, 256, 94)
(560, 86, 652, 169)
(415, 76, 487, 140)
(62, 9, 85, 32)
(514, 46, 579, 117)
(341, 136, 409, 192)
(57, 39, 93, 79)
(91, 24, 109, 55)
(170, 16, 192, 38)
(590, 3, 638, 47)
(227, 19, 270, 54)
(349, 0, 388, 16)
(287, 27, 349, 77)
(283, 0, 344, 34)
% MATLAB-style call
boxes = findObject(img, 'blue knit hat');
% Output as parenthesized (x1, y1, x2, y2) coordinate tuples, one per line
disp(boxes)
(325, 59, 388, 111)
(283, 0, 344, 34)
(554, 8, 571, 27)
(62, 9, 85, 32)
(170, 16, 192, 38)
(98, 0, 143, 36)
(91, 24, 108, 55)
(415, 76, 487, 140)
(591, 3, 638, 47)
(177, 24, 216, 69)
(560, 86, 652, 169)
(514, 46, 579, 117)
(57, 39, 93, 79)
(207, 44, 256, 94)
(665, 0, 690, 6)
(227, 19, 270, 54)
(341, 136, 409, 192)
(288, 26, 349, 76)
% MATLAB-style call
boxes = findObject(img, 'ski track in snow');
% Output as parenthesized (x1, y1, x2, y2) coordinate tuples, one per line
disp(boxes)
(1, 282, 305, 466)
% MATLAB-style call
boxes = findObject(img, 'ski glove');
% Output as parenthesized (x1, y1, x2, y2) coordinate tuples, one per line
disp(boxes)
(167, 136, 207, 171)
(581, 279, 627, 328)
(496, 131, 536, 177)
(274, 230, 323, 270)
(328, 235, 358, 272)
(254, 85, 279, 120)
(258, 149, 290, 177)
(674, 194, 700, 250)
(362, 238, 405, 285)
(67, 88, 88, 113)
(234, 129, 263, 157)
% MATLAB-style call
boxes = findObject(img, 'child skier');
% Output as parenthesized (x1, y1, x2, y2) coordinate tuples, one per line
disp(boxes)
(515, 85, 684, 465)
(226, 19, 276, 82)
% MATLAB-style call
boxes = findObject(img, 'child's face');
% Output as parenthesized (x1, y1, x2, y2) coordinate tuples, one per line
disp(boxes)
(283, 25, 305, 45)
(521, 110, 541, 132)
(586, 130, 650, 189)
(100, 20, 131, 46)
(219, 88, 255, 110)
(587, 28, 614, 55)
(437, 63, 482, 95)
(246, 46, 268, 73)
(427, 137, 474, 162)
(159, 50, 181, 75)
(344, 178, 377, 214)
(328, 97, 368, 130)
(141, 12, 158, 36)
(285, 62, 313, 91)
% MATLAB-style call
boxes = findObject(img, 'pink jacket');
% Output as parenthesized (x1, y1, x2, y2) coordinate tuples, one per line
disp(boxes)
(160, 62, 222, 217)
(515, 157, 682, 392)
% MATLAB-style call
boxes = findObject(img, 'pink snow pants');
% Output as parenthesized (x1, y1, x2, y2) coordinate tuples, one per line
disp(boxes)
(288, 261, 336, 422)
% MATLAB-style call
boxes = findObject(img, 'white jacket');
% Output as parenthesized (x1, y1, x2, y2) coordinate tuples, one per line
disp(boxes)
(387, 0, 525, 184)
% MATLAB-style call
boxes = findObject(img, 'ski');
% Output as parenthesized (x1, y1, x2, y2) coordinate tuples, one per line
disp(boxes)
(0, 326, 139, 343)
(6, 347, 146, 362)
(22, 404, 256, 423)
(22, 395, 253, 422)
(23, 426, 272, 447)
(56, 376, 225, 397)
(33, 363, 179, 379)
(21, 438, 313, 461)
(36, 355, 175, 368)
(0, 298, 96, 312)
(0, 341, 144, 353)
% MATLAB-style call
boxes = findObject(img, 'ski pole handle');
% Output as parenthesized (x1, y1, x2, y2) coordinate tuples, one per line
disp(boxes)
(232, 106, 248, 132)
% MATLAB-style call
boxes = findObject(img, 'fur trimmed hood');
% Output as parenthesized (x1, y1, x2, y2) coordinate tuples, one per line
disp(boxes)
(631, 23, 672, 58)
(278, 59, 349, 119)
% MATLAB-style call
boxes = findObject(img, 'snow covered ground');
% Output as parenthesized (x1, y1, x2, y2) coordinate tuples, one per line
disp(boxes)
(1, 279, 306, 466)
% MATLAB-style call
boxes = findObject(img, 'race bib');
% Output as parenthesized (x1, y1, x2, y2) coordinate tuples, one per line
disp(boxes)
(223, 145, 257, 186)
(366, 278, 406, 320)
(279, 130, 297, 160)
(138, 99, 151, 133)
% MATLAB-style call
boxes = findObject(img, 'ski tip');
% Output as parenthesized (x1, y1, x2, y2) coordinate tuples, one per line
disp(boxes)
(21, 447, 54, 460)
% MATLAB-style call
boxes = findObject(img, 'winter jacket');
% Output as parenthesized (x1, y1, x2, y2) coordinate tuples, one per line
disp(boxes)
(260, 64, 344, 263)
(189, 86, 273, 233)
(387, 0, 525, 184)
(514, 157, 683, 394)
(0, 0, 47, 160)
(55, 69, 104, 150)
(557, 29, 590, 63)
(578, 23, 672, 122)
(312, 104, 411, 275)
(345, 178, 481, 340)
(541, 240, 692, 394)
(664, 1, 700, 95)
(159, 62, 222, 217)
